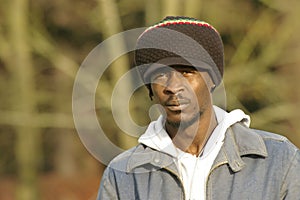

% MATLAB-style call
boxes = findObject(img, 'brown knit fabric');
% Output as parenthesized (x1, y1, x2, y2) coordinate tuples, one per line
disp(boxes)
(134, 16, 224, 86)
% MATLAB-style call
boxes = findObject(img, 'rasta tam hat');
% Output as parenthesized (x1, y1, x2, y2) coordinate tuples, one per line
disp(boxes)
(134, 16, 224, 87)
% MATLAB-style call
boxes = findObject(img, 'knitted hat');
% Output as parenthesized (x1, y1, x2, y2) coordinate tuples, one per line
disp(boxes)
(135, 16, 224, 86)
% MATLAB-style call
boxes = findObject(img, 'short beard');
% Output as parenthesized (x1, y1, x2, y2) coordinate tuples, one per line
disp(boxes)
(166, 111, 201, 130)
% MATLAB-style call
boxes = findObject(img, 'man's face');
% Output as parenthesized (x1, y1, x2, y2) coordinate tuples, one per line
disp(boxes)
(150, 65, 213, 128)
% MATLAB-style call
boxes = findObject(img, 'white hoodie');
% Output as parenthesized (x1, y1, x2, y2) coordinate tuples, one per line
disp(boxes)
(138, 106, 250, 200)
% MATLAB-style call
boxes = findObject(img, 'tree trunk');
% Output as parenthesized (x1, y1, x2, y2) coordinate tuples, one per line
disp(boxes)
(98, 0, 137, 149)
(8, 0, 41, 199)
(184, 0, 202, 18)
(145, 0, 161, 25)
(162, 0, 183, 17)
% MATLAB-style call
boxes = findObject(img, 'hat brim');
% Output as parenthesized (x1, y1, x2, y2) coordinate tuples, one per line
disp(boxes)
(143, 57, 221, 85)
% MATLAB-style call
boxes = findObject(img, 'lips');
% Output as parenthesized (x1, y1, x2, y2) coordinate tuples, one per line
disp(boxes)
(164, 99, 191, 111)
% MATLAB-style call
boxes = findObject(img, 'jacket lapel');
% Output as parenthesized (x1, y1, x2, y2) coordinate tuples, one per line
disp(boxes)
(127, 144, 179, 175)
(212, 123, 268, 173)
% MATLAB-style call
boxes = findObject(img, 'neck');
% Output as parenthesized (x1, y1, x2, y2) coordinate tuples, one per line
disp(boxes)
(166, 107, 217, 156)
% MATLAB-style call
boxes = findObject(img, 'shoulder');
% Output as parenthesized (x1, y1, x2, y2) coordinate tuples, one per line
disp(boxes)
(252, 128, 289, 142)
(232, 122, 297, 147)
(229, 123, 299, 160)
(105, 144, 151, 173)
(106, 145, 139, 171)
(232, 122, 299, 159)
(252, 128, 298, 151)
(251, 128, 299, 159)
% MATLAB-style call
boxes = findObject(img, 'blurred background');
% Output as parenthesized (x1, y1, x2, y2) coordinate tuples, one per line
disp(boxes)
(1, 0, 300, 199)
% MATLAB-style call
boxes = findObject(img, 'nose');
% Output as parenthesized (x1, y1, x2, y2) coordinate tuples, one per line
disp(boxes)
(164, 71, 185, 95)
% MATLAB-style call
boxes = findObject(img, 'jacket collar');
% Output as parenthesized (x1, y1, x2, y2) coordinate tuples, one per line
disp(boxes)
(126, 144, 179, 173)
(127, 122, 268, 173)
(213, 123, 268, 172)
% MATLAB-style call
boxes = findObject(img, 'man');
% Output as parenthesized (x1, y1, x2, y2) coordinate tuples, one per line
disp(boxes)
(97, 16, 300, 200)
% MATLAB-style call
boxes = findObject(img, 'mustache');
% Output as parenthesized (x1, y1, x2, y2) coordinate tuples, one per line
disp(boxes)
(164, 96, 191, 106)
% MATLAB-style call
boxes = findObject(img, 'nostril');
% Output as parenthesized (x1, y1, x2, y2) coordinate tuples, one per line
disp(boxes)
(164, 86, 184, 95)
(164, 83, 185, 95)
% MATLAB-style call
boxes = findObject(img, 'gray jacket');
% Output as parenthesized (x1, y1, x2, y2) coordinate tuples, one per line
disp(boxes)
(97, 123, 300, 200)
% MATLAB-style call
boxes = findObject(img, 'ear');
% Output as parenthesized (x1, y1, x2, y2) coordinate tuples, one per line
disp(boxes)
(201, 71, 215, 93)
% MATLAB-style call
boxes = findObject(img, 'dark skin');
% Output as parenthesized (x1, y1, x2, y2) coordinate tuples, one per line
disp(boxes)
(150, 65, 217, 156)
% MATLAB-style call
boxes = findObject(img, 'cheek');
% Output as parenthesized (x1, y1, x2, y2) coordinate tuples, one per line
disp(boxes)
(192, 84, 211, 105)
(151, 84, 164, 102)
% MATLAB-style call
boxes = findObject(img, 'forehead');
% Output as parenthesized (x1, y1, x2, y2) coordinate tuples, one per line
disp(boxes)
(149, 65, 211, 83)
(144, 62, 213, 85)
(169, 65, 196, 70)
(151, 64, 207, 73)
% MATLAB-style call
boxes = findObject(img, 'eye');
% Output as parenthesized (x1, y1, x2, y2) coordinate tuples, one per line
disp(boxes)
(150, 69, 170, 82)
(181, 70, 189, 75)
(180, 69, 195, 76)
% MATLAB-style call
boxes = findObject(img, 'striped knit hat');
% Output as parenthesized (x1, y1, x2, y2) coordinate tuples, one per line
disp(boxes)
(135, 16, 224, 86)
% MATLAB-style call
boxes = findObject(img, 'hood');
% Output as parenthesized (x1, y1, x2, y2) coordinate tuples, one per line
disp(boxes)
(138, 106, 250, 158)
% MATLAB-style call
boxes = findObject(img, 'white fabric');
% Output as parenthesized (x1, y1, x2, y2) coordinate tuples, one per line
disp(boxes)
(138, 106, 250, 200)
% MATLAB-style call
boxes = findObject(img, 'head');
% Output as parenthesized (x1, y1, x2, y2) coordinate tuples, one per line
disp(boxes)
(134, 16, 224, 126)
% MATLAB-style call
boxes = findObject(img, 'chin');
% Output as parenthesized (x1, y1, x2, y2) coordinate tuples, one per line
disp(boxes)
(166, 112, 200, 129)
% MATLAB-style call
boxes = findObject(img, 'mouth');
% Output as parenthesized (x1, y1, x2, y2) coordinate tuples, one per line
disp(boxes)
(165, 99, 190, 111)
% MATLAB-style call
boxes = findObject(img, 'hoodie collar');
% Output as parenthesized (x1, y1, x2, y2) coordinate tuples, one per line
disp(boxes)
(138, 106, 251, 158)
(127, 122, 268, 173)
(138, 115, 179, 157)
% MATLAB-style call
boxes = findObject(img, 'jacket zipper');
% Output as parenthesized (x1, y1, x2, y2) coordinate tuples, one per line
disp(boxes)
(164, 167, 186, 200)
(205, 161, 228, 200)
